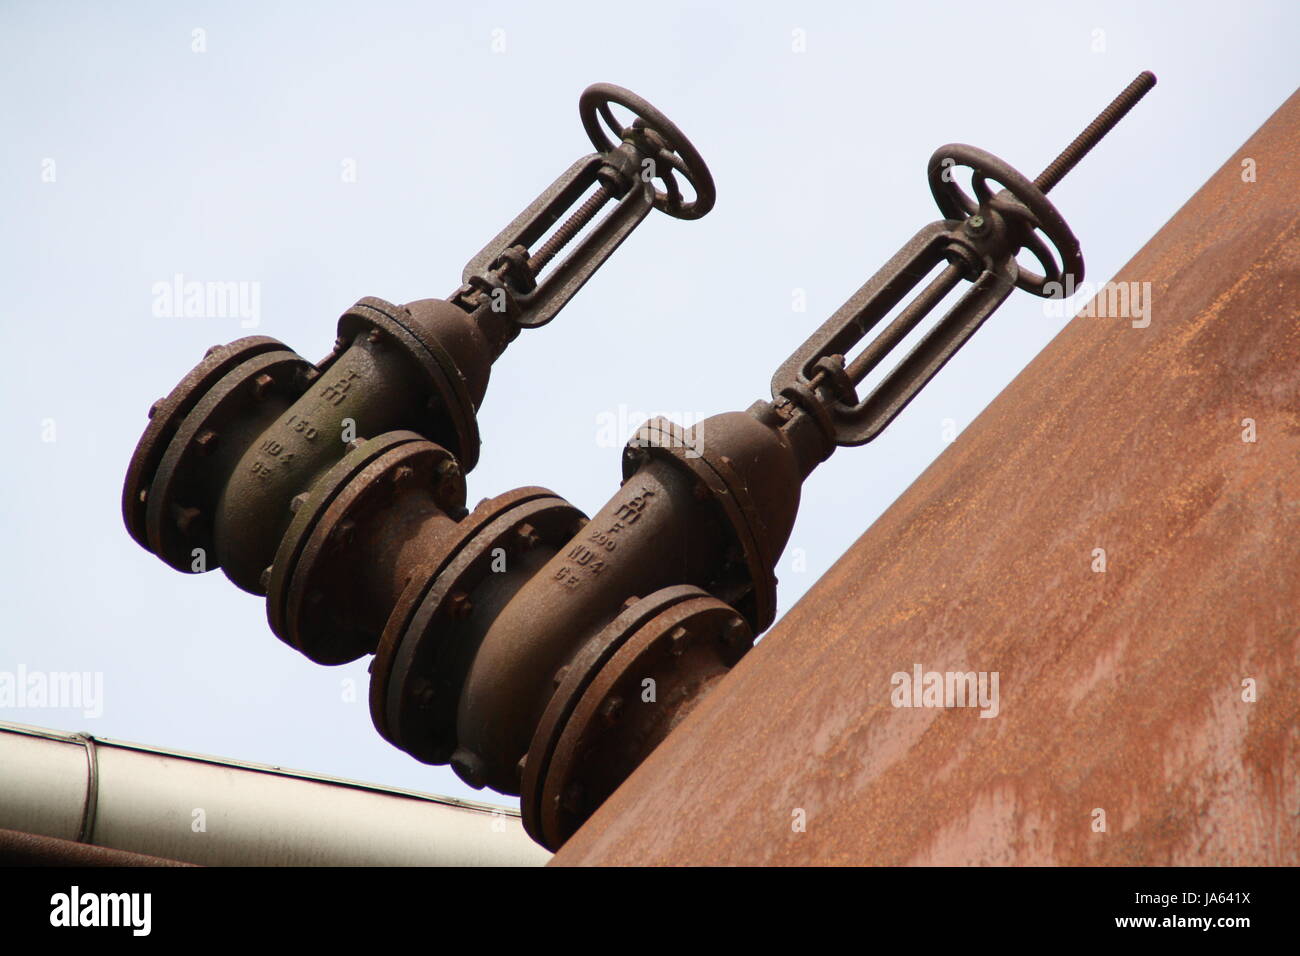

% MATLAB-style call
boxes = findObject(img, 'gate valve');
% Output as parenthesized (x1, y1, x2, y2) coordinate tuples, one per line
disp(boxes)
(121, 83, 716, 605)
(122, 74, 1155, 856)
(367, 72, 1152, 850)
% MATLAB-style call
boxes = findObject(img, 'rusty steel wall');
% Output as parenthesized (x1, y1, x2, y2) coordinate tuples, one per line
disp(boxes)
(554, 89, 1300, 866)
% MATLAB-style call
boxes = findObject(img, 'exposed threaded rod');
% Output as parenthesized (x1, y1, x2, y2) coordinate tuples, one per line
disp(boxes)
(1035, 71, 1156, 194)
(527, 185, 613, 274)
(845, 262, 966, 387)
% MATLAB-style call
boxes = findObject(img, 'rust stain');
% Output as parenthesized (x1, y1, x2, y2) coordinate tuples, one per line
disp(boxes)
(555, 89, 1300, 866)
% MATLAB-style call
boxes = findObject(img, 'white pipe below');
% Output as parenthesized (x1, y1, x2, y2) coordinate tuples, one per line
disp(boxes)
(0, 720, 548, 866)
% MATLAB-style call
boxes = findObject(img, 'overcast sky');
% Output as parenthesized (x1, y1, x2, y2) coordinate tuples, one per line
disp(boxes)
(2, 1, 1296, 809)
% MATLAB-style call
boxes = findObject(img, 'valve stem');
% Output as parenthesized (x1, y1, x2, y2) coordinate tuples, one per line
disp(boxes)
(838, 72, 1159, 394)
(527, 184, 614, 274)
(1035, 71, 1156, 194)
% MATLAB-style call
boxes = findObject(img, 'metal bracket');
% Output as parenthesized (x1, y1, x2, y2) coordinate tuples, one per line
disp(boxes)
(452, 82, 716, 330)
(72, 732, 100, 844)
(769, 71, 1156, 449)
(454, 154, 654, 329)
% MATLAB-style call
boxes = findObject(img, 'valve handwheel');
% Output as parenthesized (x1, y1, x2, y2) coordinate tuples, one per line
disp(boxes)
(926, 143, 1084, 297)
(580, 82, 716, 221)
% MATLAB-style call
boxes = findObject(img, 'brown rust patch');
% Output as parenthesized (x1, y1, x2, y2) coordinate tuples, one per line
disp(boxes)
(555, 89, 1300, 866)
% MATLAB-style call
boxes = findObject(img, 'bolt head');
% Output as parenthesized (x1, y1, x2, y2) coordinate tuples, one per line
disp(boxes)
(332, 519, 356, 548)
(670, 625, 690, 656)
(599, 695, 624, 726)
(447, 591, 473, 620)
(174, 505, 201, 534)
(561, 781, 585, 813)
(722, 617, 750, 649)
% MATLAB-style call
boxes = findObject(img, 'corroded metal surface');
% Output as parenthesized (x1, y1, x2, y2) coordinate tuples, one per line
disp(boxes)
(554, 89, 1300, 866)
(124, 81, 715, 599)
(0, 828, 194, 867)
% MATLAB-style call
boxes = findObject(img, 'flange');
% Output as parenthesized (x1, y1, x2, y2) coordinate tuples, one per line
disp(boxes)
(520, 585, 751, 849)
(266, 430, 466, 664)
(336, 297, 481, 472)
(123, 336, 290, 551)
(624, 419, 778, 631)
(369, 489, 587, 765)
(143, 349, 313, 573)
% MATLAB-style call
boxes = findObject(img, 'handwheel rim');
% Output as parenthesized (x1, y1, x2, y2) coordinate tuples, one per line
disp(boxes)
(927, 143, 1084, 296)
(579, 82, 716, 220)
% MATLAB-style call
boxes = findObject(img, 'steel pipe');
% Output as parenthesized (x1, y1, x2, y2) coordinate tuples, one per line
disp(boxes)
(0, 721, 547, 866)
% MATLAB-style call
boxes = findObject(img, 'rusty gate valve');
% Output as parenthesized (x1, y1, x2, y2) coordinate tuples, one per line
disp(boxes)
(771, 71, 1156, 454)
(413, 73, 1155, 851)
(121, 75, 1156, 856)
(122, 82, 715, 626)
